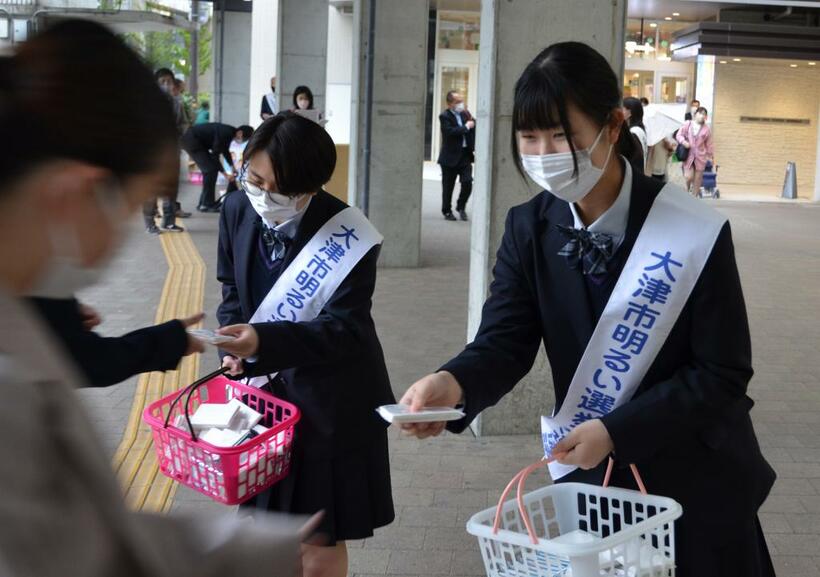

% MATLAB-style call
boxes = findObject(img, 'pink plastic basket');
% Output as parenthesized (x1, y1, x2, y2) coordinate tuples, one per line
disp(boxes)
(143, 369, 300, 505)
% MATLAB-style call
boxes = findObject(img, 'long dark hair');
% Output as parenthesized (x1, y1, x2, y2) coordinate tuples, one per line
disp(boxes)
(292, 85, 315, 110)
(511, 42, 637, 178)
(0, 20, 177, 188)
(623, 97, 645, 131)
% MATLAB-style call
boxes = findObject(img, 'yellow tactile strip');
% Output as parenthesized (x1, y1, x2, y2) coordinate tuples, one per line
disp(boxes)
(112, 232, 205, 513)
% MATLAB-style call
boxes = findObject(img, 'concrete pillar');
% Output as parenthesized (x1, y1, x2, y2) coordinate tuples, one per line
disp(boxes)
(278, 0, 329, 114)
(213, 7, 252, 127)
(325, 5, 354, 145)
(248, 0, 279, 126)
(349, 0, 428, 267)
(468, 0, 627, 436)
(814, 100, 820, 202)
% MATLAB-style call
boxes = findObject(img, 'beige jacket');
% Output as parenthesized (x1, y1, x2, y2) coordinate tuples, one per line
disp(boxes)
(0, 291, 301, 577)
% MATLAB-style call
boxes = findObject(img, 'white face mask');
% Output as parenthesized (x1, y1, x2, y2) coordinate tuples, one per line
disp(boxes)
(455, 102, 465, 113)
(243, 179, 307, 227)
(520, 126, 613, 204)
(30, 183, 126, 299)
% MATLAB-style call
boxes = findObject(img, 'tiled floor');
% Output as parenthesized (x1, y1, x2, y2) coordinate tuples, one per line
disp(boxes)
(77, 178, 820, 576)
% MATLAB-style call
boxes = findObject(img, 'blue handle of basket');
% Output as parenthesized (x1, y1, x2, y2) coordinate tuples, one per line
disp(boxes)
(162, 366, 231, 440)
(491, 456, 646, 546)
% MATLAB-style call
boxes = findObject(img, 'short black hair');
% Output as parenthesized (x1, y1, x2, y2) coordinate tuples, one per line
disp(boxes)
(640, 97, 649, 106)
(691, 98, 700, 105)
(155, 67, 174, 81)
(511, 42, 638, 179)
(446, 90, 460, 104)
(292, 85, 314, 110)
(243, 112, 335, 196)
(695, 106, 708, 116)
(235, 125, 254, 141)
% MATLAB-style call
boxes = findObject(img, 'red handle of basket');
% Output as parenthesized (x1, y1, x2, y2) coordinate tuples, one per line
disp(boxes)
(491, 455, 647, 545)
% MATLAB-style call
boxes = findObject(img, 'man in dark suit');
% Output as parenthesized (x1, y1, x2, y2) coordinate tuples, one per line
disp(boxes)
(437, 91, 476, 221)
(180, 122, 238, 212)
(260, 76, 278, 121)
(684, 98, 700, 121)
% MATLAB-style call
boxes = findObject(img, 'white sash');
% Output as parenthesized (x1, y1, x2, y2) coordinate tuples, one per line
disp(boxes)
(265, 92, 278, 115)
(245, 207, 382, 387)
(542, 184, 727, 479)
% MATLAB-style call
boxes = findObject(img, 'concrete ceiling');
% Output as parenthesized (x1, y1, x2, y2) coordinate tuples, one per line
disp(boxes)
(431, 0, 819, 20)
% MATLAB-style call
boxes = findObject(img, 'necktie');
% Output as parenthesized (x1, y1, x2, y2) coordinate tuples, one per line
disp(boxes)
(556, 224, 615, 276)
(260, 225, 291, 262)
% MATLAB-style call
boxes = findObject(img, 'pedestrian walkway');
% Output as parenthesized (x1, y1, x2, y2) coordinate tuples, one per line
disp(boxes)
(77, 179, 820, 576)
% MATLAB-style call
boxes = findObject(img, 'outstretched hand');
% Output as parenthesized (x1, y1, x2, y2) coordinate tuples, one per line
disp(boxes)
(216, 324, 260, 358)
(398, 371, 463, 439)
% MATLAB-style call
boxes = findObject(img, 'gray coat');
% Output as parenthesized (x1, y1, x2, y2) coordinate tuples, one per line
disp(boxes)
(0, 291, 303, 577)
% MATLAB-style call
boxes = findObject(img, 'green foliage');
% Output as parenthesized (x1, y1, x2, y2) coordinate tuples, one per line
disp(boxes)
(120, 19, 212, 80)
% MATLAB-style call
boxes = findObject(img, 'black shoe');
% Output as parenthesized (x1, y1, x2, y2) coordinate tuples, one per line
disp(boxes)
(198, 205, 220, 213)
(146, 224, 161, 235)
(443, 212, 457, 221)
(162, 224, 185, 233)
(458, 209, 468, 221)
(175, 208, 192, 218)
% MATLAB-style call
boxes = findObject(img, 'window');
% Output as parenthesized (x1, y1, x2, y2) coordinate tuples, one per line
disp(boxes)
(624, 70, 654, 100)
(438, 11, 480, 51)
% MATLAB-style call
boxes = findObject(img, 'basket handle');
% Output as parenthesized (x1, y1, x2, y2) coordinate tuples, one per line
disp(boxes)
(162, 366, 230, 441)
(491, 455, 647, 545)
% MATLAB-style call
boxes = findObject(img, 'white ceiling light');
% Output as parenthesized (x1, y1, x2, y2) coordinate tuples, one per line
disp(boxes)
(625, 19, 656, 55)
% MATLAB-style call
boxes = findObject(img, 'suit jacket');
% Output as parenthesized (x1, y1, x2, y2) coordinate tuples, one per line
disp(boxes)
(181, 122, 236, 166)
(28, 297, 188, 388)
(442, 171, 775, 531)
(437, 109, 475, 168)
(217, 190, 395, 458)
(0, 291, 303, 577)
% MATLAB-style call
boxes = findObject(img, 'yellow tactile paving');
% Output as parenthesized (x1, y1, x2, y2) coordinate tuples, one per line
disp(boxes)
(112, 231, 206, 513)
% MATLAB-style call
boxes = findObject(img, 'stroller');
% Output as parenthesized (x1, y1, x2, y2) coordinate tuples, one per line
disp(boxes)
(699, 160, 720, 199)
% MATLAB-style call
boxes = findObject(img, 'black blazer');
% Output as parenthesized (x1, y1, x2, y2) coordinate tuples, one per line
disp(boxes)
(217, 190, 395, 458)
(437, 109, 475, 168)
(28, 297, 188, 388)
(442, 171, 775, 530)
(181, 122, 236, 164)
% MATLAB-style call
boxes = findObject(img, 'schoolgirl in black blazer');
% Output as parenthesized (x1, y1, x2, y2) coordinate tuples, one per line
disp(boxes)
(215, 113, 395, 577)
(401, 43, 775, 577)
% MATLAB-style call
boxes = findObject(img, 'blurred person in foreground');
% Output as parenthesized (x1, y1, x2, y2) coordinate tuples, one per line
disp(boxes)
(0, 19, 313, 577)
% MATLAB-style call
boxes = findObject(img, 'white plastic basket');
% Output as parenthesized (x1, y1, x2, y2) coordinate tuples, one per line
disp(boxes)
(466, 459, 682, 577)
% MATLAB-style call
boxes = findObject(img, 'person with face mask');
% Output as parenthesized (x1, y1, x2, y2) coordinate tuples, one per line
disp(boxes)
(400, 42, 775, 577)
(677, 106, 715, 197)
(437, 90, 476, 221)
(684, 98, 700, 121)
(143, 66, 190, 234)
(213, 112, 396, 577)
(291, 85, 326, 126)
(261, 75, 278, 121)
(0, 19, 311, 577)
